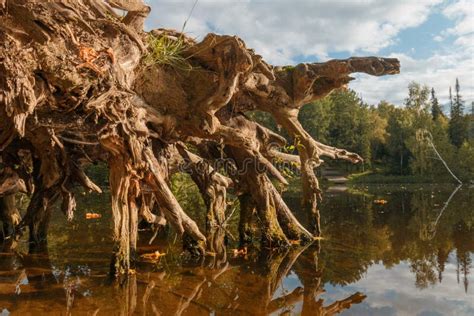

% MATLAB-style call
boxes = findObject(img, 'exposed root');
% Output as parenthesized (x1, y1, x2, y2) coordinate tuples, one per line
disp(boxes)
(0, 0, 399, 274)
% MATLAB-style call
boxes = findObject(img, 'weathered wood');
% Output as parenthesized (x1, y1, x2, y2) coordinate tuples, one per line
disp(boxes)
(0, 0, 399, 274)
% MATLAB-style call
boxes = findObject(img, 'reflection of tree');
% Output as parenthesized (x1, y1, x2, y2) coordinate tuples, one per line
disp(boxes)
(453, 220, 473, 293)
(436, 246, 450, 282)
(409, 255, 437, 289)
(143, 243, 367, 315)
(313, 186, 473, 292)
(2, 185, 473, 313)
(426, 184, 462, 240)
(294, 245, 366, 316)
(318, 192, 391, 285)
(227, 246, 311, 315)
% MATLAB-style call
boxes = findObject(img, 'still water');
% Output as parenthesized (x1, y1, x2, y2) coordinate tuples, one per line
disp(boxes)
(0, 183, 473, 315)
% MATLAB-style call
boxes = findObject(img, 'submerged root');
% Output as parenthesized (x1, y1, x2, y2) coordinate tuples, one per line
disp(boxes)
(0, 0, 399, 274)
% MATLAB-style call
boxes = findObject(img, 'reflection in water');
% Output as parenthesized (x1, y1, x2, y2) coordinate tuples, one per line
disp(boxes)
(427, 184, 463, 240)
(0, 185, 473, 314)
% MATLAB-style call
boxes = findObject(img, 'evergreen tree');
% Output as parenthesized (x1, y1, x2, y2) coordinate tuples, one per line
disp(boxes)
(449, 78, 468, 147)
(299, 97, 332, 144)
(449, 86, 453, 115)
(327, 90, 372, 163)
(470, 102, 474, 140)
(430, 88, 443, 120)
(453, 78, 464, 116)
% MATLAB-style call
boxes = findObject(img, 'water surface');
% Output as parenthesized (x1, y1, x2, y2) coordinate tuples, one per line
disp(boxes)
(0, 184, 473, 315)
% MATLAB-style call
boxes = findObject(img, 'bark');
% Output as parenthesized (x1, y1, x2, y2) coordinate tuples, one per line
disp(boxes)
(0, 0, 399, 274)
(0, 194, 20, 240)
(238, 193, 256, 247)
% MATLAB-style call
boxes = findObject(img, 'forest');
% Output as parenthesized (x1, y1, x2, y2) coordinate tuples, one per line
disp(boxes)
(251, 79, 474, 183)
(0, 1, 473, 314)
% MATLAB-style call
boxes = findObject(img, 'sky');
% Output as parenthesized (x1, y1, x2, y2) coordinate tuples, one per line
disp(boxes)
(277, 257, 474, 315)
(143, 0, 474, 111)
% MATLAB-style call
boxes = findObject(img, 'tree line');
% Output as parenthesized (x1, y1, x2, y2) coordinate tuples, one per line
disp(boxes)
(250, 79, 474, 182)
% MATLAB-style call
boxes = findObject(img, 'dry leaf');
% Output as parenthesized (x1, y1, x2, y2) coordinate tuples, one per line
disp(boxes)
(140, 250, 166, 261)
(232, 247, 247, 257)
(85, 212, 101, 219)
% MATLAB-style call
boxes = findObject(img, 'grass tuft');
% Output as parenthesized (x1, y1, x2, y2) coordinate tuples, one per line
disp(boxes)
(144, 34, 192, 71)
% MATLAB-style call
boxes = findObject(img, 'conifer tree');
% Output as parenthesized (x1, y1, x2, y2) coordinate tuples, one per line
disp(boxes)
(431, 88, 443, 120)
(449, 79, 468, 147)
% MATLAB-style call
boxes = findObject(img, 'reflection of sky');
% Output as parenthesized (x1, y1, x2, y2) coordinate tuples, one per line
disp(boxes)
(272, 253, 474, 316)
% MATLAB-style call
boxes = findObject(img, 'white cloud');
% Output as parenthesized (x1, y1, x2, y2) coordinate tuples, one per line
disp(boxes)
(351, 48, 474, 107)
(143, 0, 473, 107)
(144, 0, 441, 64)
(342, 261, 474, 315)
(443, 0, 474, 39)
(352, 0, 474, 106)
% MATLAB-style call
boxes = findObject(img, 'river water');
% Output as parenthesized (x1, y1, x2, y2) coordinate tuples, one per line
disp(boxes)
(0, 183, 473, 315)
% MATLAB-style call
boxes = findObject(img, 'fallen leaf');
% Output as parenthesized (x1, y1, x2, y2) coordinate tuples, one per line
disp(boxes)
(373, 199, 388, 205)
(140, 250, 166, 261)
(79, 46, 99, 63)
(232, 247, 247, 257)
(85, 212, 101, 219)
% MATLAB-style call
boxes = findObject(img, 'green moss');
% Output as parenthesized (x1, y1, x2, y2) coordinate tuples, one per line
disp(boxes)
(282, 65, 295, 71)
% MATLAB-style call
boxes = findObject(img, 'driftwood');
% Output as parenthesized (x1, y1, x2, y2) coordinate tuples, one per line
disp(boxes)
(0, 0, 399, 274)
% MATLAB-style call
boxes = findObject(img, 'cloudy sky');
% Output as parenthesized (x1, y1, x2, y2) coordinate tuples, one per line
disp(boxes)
(278, 256, 474, 315)
(143, 0, 473, 110)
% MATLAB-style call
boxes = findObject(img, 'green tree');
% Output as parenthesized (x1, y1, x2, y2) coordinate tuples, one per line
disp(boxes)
(430, 115, 457, 179)
(469, 102, 474, 140)
(368, 104, 389, 164)
(299, 89, 374, 166)
(386, 107, 413, 174)
(405, 82, 430, 114)
(299, 97, 332, 144)
(457, 140, 474, 180)
(327, 90, 372, 164)
(403, 83, 433, 175)
(449, 78, 468, 147)
(430, 88, 443, 121)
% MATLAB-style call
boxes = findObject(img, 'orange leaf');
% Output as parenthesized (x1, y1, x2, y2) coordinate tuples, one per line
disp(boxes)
(85, 212, 101, 219)
(140, 250, 166, 261)
(232, 247, 248, 257)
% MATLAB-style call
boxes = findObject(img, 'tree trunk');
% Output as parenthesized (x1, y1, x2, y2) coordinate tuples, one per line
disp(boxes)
(0, 0, 399, 274)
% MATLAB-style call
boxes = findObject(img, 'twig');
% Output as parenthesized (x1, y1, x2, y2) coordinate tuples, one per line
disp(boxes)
(424, 131, 462, 184)
(429, 184, 462, 239)
(58, 136, 99, 146)
(181, 0, 199, 33)
(222, 198, 239, 225)
(148, 225, 160, 245)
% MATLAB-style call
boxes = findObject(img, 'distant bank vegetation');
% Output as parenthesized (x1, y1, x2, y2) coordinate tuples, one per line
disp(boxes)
(249, 79, 474, 183)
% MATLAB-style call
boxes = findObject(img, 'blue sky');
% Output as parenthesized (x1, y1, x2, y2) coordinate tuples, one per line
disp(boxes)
(144, 0, 474, 109)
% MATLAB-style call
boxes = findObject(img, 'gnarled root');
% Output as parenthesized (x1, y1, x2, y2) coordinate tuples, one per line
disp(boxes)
(0, 0, 399, 275)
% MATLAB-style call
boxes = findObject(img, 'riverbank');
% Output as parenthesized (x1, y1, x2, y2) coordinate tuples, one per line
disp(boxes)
(348, 170, 462, 184)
